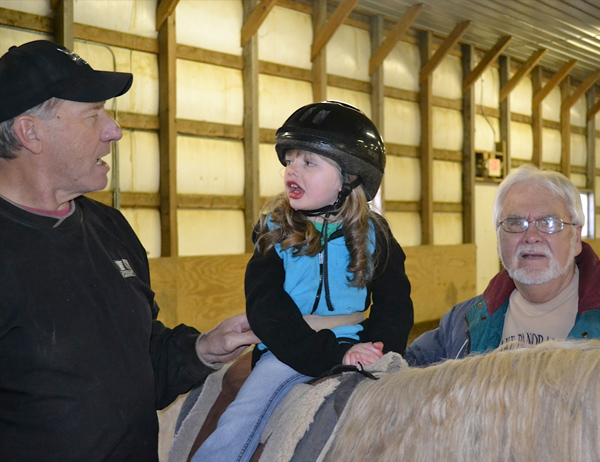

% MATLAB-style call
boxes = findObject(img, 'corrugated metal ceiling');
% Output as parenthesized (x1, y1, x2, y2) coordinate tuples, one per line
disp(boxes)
(357, 0, 600, 83)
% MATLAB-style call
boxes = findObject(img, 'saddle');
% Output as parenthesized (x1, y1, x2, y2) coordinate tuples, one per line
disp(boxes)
(168, 351, 406, 462)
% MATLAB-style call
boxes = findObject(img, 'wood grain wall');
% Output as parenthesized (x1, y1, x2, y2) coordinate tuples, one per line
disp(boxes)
(150, 243, 477, 333)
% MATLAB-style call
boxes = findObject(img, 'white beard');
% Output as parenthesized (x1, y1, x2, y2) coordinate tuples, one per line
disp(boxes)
(500, 239, 578, 286)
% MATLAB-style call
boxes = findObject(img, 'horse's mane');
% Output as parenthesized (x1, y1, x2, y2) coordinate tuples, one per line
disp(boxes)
(324, 340, 600, 462)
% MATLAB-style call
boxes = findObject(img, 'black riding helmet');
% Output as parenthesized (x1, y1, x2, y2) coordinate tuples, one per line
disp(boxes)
(275, 101, 386, 202)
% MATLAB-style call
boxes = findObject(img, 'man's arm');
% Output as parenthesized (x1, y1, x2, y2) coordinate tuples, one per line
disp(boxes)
(196, 313, 260, 366)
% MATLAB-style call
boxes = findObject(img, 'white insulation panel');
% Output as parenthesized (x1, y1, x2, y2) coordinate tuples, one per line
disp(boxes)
(177, 0, 242, 55)
(386, 212, 422, 247)
(177, 136, 244, 196)
(178, 210, 245, 256)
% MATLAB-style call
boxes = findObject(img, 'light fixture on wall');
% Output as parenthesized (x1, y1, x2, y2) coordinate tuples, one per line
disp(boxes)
(475, 142, 505, 183)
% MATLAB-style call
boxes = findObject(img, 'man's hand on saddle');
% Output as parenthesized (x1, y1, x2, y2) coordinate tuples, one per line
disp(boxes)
(342, 341, 384, 367)
(196, 313, 261, 366)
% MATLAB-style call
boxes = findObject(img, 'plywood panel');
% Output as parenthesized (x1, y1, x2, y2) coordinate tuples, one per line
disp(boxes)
(175, 254, 250, 332)
(404, 244, 476, 322)
(149, 244, 477, 332)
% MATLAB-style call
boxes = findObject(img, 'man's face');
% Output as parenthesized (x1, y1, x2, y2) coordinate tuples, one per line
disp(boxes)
(43, 100, 122, 199)
(497, 183, 582, 287)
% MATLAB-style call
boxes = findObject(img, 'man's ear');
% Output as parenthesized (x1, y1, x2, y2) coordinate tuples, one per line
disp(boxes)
(13, 115, 44, 154)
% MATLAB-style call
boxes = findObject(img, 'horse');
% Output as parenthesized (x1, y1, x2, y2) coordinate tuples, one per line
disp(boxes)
(168, 340, 600, 462)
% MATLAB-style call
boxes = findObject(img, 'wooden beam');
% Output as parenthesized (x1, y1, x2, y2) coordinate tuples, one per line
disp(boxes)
(312, 0, 327, 101)
(369, 3, 424, 75)
(158, 14, 178, 257)
(243, 0, 261, 252)
(241, 0, 277, 47)
(462, 43, 475, 244)
(560, 77, 571, 177)
(499, 55, 510, 180)
(562, 69, 600, 112)
(499, 48, 547, 102)
(463, 36, 512, 93)
(371, 14, 385, 213)
(53, 0, 74, 49)
(586, 88, 596, 194)
(419, 21, 470, 84)
(156, 0, 180, 31)
(311, 0, 359, 61)
(532, 60, 577, 107)
(0, 7, 52, 33)
(419, 30, 434, 245)
(587, 97, 600, 121)
(531, 66, 543, 167)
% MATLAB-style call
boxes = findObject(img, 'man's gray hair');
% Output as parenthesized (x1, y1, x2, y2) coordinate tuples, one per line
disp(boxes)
(0, 98, 63, 160)
(492, 163, 585, 227)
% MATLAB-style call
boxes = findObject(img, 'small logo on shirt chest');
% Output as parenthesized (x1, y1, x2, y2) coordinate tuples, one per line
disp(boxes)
(114, 259, 136, 278)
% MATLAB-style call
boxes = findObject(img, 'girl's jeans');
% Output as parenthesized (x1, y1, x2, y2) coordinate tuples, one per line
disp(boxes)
(191, 351, 311, 462)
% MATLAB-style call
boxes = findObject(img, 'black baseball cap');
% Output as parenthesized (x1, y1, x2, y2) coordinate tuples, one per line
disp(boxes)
(0, 40, 133, 123)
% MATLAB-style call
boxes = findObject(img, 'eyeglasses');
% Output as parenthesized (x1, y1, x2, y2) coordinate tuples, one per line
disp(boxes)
(499, 216, 577, 234)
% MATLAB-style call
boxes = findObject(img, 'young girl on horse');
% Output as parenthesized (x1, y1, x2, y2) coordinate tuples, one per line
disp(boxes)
(192, 101, 414, 462)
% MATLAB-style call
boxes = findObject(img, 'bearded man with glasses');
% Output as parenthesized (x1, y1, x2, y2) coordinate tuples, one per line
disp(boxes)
(405, 163, 600, 366)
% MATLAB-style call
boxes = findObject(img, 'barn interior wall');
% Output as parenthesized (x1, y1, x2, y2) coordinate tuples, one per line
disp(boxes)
(2, 0, 600, 302)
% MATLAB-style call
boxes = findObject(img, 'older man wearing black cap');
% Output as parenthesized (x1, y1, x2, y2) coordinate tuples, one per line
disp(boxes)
(0, 40, 258, 462)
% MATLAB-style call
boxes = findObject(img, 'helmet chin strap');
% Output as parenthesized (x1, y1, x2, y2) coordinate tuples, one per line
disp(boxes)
(299, 175, 362, 218)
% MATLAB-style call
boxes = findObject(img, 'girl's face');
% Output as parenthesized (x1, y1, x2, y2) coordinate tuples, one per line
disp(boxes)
(284, 149, 342, 212)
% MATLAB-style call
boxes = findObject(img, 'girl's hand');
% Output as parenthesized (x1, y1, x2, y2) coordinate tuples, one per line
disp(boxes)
(342, 341, 384, 366)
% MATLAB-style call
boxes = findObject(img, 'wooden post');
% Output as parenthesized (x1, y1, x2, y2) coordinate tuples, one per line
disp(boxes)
(462, 44, 475, 244)
(370, 14, 385, 214)
(158, 13, 178, 256)
(243, 0, 261, 252)
(312, 0, 327, 101)
(53, 0, 74, 49)
(419, 30, 433, 245)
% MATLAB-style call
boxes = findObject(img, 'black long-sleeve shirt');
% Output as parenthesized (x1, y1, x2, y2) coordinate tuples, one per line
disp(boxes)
(246, 216, 414, 377)
(0, 196, 211, 462)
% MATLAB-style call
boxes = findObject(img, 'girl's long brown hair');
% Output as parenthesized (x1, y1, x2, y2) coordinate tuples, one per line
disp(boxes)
(255, 184, 382, 288)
